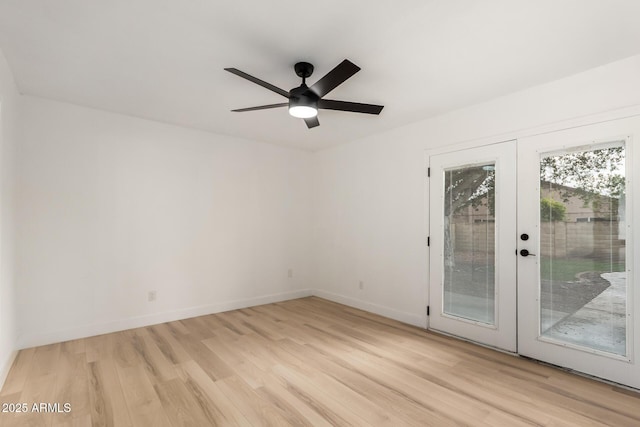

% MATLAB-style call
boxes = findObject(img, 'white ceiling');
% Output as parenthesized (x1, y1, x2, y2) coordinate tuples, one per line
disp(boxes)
(1, 1, 640, 151)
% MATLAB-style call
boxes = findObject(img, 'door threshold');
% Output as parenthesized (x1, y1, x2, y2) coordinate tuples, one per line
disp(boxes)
(429, 327, 640, 394)
(519, 355, 640, 394)
(427, 327, 518, 356)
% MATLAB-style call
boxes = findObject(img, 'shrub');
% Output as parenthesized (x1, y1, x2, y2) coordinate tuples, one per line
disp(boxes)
(540, 197, 566, 222)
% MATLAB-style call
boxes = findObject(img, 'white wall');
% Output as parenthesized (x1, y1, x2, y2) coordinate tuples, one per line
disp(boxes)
(311, 55, 640, 327)
(0, 48, 18, 386)
(16, 96, 312, 348)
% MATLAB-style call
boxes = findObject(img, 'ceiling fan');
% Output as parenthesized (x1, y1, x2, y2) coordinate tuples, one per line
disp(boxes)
(224, 59, 384, 129)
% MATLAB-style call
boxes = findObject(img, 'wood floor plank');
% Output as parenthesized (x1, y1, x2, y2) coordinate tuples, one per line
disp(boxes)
(338, 349, 500, 425)
(178, 317, 216, 341)
(0, 348, 36, 396)
(51, 346, 90, 426)
(256, 373, 334, 427)
(177, 360, 253, 426)
(215, 375, 295, 426)
(85, 334, 114, 364)
(271, 360, 408, 427)
(202, 338, 270, 389)
(29, 343, 61, 379)
(130, 329, 178, 385)
(270, 363, 374, 427)
(147, 324, 191, 365)
(215, 312, 254, 336)
(172, 332, 234, 383)
(112, 330, 143, 369)
(2, 296, 639, 426)
(88, 359, 132, 427)
(51, 412, 92, 427)
(275, 338, 458, 427)
(197, 313, 226, 331)
(116, 364, 170, 427)
(60, 339, 86, 356)
(165, 320, 191, 337)
(154, 378, 216, 427)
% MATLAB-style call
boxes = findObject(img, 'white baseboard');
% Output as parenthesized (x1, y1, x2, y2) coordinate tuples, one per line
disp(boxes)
(17, 289, 313, 349)
(0, 349, 18, 392)
(312, 289, 425, 328)
(15, 288, 424, 350)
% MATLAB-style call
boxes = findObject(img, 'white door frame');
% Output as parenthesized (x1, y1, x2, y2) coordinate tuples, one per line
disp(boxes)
(517, 116, 639, 389)
(428, 140, 517, 352)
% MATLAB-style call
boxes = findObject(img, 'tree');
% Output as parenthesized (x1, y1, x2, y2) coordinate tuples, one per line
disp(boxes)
(540, 146, 625, 206)
(442, 145, 624, 267)
(444, 165, 494, 218)
(444, 146, 625, 218)
(444, 165, 494, 267)
(540, 197, 566, 222)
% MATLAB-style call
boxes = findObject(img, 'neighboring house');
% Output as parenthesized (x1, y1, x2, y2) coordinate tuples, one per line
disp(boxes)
(451, 180, 623, 224)
(450, 181, 625, 260)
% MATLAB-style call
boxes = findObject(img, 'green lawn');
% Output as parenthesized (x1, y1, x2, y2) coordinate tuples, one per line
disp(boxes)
(540, 258, 625, 281)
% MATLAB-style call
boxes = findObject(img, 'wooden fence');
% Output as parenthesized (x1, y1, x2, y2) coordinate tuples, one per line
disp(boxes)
(451, 221, 625, 261)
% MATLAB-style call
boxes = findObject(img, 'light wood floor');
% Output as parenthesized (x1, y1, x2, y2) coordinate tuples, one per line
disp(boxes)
(1, 297, 639, 426)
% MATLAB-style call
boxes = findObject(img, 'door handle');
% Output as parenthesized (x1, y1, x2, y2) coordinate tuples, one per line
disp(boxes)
(520, 249, 536, 257)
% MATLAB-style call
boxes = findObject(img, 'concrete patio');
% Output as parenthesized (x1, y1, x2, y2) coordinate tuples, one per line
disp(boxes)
(542, 272, 627, 355)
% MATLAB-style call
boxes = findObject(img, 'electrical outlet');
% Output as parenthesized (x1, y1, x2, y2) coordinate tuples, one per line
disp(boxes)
(288, 268, 293, 278)
(148, 290, 157, 302)
(359, 281, 364, 290)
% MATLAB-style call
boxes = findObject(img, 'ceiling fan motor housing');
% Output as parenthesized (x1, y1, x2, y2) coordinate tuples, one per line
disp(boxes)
(288, 84, 319, 110)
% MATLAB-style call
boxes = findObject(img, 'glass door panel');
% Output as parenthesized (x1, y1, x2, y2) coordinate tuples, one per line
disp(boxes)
(443, 163, 496, 325)
(539, 144, 627, 356)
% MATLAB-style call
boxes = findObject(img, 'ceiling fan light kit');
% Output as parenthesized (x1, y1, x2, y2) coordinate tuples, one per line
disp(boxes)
(288, 62, 317, 118)
(225, 59, 383, 129)
(289, 104, 318, 119)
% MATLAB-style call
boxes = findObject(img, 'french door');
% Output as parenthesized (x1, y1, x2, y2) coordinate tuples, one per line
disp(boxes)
(429, 141, 517, 352)
(518, 117, 639, 388)
(429, 116, 640, 389)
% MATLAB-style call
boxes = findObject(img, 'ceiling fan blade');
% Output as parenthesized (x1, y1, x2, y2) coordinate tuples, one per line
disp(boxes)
(224, 68, 290, 98)
(309, 59, 360, 98)
(304, 116, 320, 128)
(318, 99, 384, 115)
(231, 103, 288, 112)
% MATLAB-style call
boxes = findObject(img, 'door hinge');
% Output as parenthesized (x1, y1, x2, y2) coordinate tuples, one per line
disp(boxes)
(427, 236, 430, 246)
(427, 167, 431, 177)
(427, 306, 430, 316)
